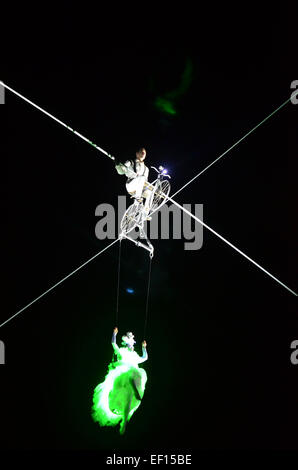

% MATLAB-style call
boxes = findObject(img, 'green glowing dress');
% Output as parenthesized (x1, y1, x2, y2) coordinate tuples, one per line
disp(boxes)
(92, 333, 148, 434)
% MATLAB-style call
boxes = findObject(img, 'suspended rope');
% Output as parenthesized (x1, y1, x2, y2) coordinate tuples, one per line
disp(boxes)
(0, 238, 120, 329)
(115, 238, 122, 327)
(143, 255, 153, 339)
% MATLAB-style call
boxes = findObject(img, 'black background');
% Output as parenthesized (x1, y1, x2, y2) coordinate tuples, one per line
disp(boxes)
(0, 4, 297, 461)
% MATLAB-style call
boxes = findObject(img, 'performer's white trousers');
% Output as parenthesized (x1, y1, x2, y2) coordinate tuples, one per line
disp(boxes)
(126, 176, 151, 210)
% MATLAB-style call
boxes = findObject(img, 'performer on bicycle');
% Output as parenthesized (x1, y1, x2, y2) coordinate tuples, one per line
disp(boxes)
(115, 148, 152, 215)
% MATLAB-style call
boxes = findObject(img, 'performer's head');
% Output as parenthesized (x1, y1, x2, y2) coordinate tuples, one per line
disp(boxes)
(136, 148, 146, 162)
(121, 331, 136, 350)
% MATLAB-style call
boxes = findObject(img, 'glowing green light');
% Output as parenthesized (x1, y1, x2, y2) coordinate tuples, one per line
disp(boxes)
(155, 97, 177, 115)
(154, 57, 194, 116)
(92, 347, 147, 434)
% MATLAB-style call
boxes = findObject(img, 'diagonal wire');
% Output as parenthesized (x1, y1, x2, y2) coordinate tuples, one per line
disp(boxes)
(0, 81, 115, 160)
(0, 238, 120, 329)
(1, 81, 296, 331)
(164, 194, 297, 296)
(2, 79, 297, 194)
(145, 185, 297, 296)
(171, 90, 298, 199)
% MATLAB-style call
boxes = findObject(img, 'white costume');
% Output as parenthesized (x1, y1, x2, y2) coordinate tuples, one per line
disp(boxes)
(116, 159, 151, 211)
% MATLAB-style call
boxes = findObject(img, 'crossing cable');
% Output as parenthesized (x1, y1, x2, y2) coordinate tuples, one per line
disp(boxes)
(0, 238, 120, 328)
(171, 89, 298, 199)
(1, 82, 296, 330)
(0, 81, 115, 160)
(161, 194, 298, 296)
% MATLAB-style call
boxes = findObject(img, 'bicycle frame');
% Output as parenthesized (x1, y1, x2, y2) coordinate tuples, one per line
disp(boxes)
(119, 168, 171, 257)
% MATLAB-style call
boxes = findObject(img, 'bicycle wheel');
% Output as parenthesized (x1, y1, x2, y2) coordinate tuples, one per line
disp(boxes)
(120, 202, 143, 234)
(148, 180, 171, 214)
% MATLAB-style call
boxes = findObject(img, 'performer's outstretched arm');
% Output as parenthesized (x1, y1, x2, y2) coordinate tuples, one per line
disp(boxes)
(138, 340, 148, 363)
(112, 327, 121, 356)
(115, 161, 126, 175)
(115, 159, 134, 176)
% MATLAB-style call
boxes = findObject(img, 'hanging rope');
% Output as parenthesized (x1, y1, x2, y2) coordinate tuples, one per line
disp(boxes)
(143, 255, 153, 339)
(115, 238, 122, 328)
(111, 238, 122, 363)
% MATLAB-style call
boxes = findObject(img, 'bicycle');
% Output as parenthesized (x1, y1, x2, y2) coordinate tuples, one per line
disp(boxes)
(120, 166, 171, 256)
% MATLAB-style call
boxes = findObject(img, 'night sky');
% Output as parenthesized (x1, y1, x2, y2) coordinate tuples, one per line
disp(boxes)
(1, 6, 297, 461)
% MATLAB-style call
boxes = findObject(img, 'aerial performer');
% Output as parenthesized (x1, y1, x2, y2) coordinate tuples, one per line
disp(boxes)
(92, 327, 148, 435)
(115, 147, 152, 218)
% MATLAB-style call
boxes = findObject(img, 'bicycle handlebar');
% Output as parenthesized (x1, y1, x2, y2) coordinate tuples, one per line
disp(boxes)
(150, 166, 171, 178)
(150, 166, 160, 173)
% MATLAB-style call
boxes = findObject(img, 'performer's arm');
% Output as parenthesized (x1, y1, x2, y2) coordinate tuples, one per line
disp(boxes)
(144, 166, 149, 180)
(115, 161, 126, 175)
(138, 340, 148, 363)
(115, 160, 133, 176)
(112, 327, 121, 355)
